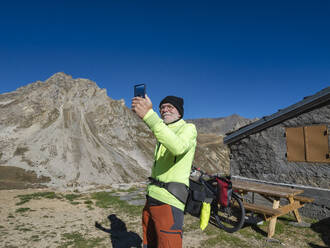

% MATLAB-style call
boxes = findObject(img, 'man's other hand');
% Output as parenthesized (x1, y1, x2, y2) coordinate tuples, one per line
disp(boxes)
(131, 95, 153, 119)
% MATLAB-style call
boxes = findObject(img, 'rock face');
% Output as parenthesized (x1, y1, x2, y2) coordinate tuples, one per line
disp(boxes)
(0, 73, 155, 190)
(193, 133, 230, 175)
(187, 114, 258, 136)
(0, 73, 230, 190)
(186, 114, 259, 175)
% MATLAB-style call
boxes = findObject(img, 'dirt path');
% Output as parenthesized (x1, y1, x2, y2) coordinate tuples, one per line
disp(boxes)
(0, 188, 327, 248)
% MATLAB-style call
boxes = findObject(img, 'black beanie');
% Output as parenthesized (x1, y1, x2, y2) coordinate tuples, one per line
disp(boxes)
(159, 96, 184, 118)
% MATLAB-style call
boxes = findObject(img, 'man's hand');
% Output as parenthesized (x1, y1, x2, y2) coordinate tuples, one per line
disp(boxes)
(131, 95, 153, 119)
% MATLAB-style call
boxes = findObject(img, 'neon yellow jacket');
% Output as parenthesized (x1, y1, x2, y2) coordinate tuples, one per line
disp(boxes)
(143, 109, 197, 210)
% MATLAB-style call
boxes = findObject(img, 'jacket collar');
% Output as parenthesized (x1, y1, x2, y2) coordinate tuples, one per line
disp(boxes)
(167, 119, 185, 128)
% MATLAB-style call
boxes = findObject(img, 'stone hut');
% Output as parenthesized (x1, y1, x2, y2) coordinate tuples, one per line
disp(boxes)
(224, 87, 330, 219)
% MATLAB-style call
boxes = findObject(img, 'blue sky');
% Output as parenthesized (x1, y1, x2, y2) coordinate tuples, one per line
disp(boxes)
(0, 0, 329, 119)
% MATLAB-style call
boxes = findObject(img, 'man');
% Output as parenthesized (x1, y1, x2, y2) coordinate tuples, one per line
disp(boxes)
(132, 95, 197, 248)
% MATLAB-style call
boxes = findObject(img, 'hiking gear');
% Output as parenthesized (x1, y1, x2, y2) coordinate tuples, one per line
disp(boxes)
(185, 179, 205, 217)
(146, 195, 165, 206)
(200, 202, 211, 230)
(185, 178, 214, 217)
(159, 96, 184, 117)
(216, 177, 233, 207)
(143, 109, 197, 211)
(148, 177, 189, 204)
(188, 167, 245, 233)
(142, 201, 184, 248)
(213, 193, 245, 233)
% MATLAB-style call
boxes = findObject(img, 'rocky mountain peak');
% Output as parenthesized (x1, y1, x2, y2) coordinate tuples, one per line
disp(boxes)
(0, 73, 155, 190)
(47, 72, 73, 81)
(0, 73, 232, 191)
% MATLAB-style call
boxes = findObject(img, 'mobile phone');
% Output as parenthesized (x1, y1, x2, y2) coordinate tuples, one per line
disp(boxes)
(134, 84, 146, 98)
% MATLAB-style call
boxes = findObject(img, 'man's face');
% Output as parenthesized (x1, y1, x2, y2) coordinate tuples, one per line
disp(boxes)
(160, 103, 181, 124)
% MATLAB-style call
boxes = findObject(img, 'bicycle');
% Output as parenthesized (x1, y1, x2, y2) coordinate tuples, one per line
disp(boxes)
(186, 166, 245, 233)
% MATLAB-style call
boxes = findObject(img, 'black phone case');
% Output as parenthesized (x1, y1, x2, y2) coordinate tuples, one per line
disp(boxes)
(134, 84, 146, 98)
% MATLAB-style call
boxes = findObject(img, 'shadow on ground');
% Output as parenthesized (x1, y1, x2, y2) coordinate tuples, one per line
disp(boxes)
(95, 214, 142, 248)
(309, 217, 330, 248)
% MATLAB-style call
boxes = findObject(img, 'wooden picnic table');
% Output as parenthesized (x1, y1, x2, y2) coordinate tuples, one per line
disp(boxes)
(231, 179, 313, 239)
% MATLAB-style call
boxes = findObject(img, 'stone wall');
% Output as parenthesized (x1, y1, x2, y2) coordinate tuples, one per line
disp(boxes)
(229, 103, 330, 219)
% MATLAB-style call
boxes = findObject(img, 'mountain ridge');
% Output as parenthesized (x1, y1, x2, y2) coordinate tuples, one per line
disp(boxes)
(0, 72, 249, 190)
(187, 114, 258, 136)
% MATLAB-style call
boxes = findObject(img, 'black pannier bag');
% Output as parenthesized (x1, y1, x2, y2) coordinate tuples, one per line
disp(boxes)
(184, 179, 206, 217)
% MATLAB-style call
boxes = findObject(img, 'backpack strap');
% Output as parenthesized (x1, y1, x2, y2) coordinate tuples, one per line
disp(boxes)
(148, 177, 189, 204)
(148, 177, 168, 188)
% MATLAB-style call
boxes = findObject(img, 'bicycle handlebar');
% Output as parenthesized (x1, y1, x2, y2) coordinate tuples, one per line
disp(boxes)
(191, 166, 210, 177)
(191, 166, 231, 180)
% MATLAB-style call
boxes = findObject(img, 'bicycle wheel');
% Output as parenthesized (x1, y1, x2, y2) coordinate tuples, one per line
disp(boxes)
(211, 193, 245, 233)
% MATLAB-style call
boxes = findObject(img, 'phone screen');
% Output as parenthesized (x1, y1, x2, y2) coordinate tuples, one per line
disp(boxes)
(134, 84, 146, 98)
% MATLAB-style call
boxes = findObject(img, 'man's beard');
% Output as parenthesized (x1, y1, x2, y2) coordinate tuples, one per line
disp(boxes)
(162, 113, 181, 124)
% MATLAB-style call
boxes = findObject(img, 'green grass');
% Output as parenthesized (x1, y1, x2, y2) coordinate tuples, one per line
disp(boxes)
(58, 232, 105, 248)
(183, 217, 200, 232)
(84, 200, 93, 204)
(15, 207, 31, 213)
(200, 215, 302, 248)
(239, 225, 264, 241)
(203, 227, 217, 236)
(274, 220, 286, 235)
(7, 214, 15, 219)
(15, 191, 60, 205)
(84, 200, 94, 210)
(90, 191, 143, 216)
(64, 194, 82, 202)
(14, 226, 32, 232)
(14, 191, 90, 206)
(278, 214, 296, 222)
(202, 228, 251, 248)
(87, 205, 94, 210)
(31, 235, 41, 242)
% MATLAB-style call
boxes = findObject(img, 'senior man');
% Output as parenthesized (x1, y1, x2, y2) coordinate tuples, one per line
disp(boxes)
(132, 95, 197, 248)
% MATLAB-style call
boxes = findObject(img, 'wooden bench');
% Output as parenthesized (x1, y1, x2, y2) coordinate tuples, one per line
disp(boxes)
(242, 196, 314, 219)
(232, 179, 314, 238)
(243, 202, 282, 220)
(293, 195, 314, 203)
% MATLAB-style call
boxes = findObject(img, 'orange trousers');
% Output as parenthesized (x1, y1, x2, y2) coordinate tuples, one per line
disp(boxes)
(142, 200, 184, 248)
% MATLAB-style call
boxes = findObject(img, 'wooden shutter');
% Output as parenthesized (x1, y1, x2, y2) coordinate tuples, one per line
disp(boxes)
(304, 125, 330, 163)
(286, 127, 306, 162)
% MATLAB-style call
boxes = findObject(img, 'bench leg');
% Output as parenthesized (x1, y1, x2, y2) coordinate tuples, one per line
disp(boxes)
(267, 199, 280, 238)
(288, 196, 302, 223)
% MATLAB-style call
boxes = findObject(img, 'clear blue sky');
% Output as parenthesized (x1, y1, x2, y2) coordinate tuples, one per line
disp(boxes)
(0, 0, 329, 119)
